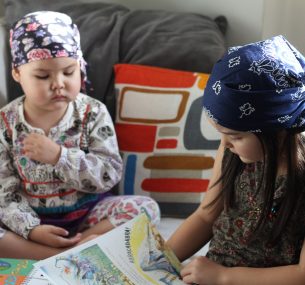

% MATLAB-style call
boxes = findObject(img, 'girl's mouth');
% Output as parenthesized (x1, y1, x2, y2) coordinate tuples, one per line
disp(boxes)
(52, 95, 67, 101)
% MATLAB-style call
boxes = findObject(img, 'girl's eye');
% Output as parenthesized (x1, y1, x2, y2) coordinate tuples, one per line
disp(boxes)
(230, 137, 242, 141)
(35, 75, 49, 80)
(64, 70, 75, 76)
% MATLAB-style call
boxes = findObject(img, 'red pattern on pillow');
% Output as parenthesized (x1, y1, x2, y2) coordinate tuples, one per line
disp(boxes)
(114, 64, 220, 209)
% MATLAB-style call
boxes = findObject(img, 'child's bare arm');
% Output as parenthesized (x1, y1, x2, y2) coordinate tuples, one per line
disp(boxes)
(166, 144, 225, 261)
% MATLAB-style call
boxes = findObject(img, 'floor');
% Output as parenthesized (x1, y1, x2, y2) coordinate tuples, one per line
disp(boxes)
(157, 217, 209, 258)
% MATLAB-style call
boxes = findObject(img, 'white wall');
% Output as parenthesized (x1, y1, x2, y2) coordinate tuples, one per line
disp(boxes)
(279, 0, 305, 54)
(262, 0, 305, 54)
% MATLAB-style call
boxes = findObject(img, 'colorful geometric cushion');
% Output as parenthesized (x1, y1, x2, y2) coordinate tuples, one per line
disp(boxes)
(114, 64, 220, 217)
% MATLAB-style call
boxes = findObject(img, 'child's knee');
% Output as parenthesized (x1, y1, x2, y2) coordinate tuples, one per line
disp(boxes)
(139, 197, 161, 226)
(109, 195, 161, 227)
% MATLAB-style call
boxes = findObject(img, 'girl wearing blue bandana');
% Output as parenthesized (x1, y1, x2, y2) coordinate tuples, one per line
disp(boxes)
(168, 35, 305, 285)
(0, 11, 160, 259)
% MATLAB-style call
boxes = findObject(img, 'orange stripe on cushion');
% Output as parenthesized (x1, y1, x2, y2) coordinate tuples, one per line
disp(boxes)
(156, 139, 178, 149)
(114, 63, 197, 88)
(143, 155, 214, 170)
(142, 178, 209, 193)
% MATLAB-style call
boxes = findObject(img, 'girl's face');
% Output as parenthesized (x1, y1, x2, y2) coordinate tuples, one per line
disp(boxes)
(12, 57, 81, 113)
(209, 119, 264, 163)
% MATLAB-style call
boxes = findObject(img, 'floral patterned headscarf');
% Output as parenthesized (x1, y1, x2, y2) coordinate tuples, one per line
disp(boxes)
(10, 11, 88, 91)
(202, 35, 305, 132)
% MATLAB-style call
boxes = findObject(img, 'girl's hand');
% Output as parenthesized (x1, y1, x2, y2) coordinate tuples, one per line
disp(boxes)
(23, 133, 61, 165)
(76, 234, 99, 245)
(28, 225, 82, 248)
(181, 256, 227, 285)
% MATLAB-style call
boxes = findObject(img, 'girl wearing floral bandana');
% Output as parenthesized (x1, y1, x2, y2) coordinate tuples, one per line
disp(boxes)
(0, 11, 160, 259)
(168, 35, 305, 285)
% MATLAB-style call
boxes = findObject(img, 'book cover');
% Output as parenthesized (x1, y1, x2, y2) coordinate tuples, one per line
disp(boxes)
(0, 258, 35, 285)
(35, 213, 184, 285)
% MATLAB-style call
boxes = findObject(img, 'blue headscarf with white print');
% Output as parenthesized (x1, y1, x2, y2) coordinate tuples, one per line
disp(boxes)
(10, 11, 89, 92)
(202, 35, 305, 132)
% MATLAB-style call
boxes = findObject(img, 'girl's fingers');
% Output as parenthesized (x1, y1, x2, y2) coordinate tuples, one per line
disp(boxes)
(180, 265, 192, 277)
(69, 233, 82, 242)
(52, 233, 82, 248)
(49, 226, 69, 237)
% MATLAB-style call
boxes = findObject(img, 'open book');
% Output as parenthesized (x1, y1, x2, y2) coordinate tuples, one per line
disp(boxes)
(32, 213, 185, 285)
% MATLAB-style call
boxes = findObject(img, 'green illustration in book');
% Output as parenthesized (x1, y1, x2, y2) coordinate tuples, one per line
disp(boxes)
(54, 245, 133, 284)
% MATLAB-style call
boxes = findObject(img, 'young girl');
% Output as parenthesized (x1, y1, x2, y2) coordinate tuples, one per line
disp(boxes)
(0, 11, 160, 259)
(167, 35, 305, 285)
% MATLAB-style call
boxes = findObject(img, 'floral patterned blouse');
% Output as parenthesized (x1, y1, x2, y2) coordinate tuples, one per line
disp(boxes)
(207, 155, 305, 267)
(0, 93, 122, 239)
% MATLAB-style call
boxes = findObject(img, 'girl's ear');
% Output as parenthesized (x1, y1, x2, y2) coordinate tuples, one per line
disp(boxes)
(11, 68, 21, 82)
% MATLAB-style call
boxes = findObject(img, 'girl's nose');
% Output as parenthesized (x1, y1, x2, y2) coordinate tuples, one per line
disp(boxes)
(221, 135, 233, 149)
(51, 76, 64, 91)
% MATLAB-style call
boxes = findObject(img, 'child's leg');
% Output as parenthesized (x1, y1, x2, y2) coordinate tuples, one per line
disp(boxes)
(80, 195, 160, 238)
(0, 230, 62, 259)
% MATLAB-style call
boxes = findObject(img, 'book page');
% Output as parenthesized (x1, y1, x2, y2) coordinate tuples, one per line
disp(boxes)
(35, 214, 185, 285)
(21, 268, 51, 285)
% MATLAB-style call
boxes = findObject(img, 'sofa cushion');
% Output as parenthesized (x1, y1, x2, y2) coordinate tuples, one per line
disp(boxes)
(4, 0, 227, 119)
(114, 63, 220, 217)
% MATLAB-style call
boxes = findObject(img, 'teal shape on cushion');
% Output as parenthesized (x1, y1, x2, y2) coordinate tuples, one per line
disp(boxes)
(124, 154, 137, 195)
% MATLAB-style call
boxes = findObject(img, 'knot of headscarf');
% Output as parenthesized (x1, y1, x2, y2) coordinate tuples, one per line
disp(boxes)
(10, 11, 88, 92)
(202, 35, 305, 132)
